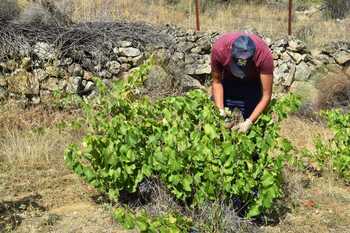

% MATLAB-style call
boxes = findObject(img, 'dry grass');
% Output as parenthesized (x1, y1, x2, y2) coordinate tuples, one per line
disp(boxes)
(0, 102, 81, 163)
(66, 0, 349, 48)
(0, 128, 73, 164)
(264, 170, 350, 233)
(0, 105, 124, 233)
(9, 0, 349, 47)
(280, 115, 332, 151)
(0, 101, 80, 131)
(276, 116, 350, 233)
(70, 0, 187, 26)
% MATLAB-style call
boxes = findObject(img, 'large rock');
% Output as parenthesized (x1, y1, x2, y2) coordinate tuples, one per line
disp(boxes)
(273, 62, 289, 84)
(190, 47, 202, 54)
(33, 69, 48, 82)
(0, 76, 7, 87)
(294, 62, 312, 81)
(333, 51, 350, 65)
(119, 47, 141, 57)
(106, 61, 121, 75)
(284, 64, 296, 87)
(41, 78, 66, 91)
(185, 63, 211, 75)
(322, 41, 350, 55)
(0, 87, 7, 100)
(288, 39, 306, 52)
(177, 42, 195, 53)
(171, 52, 185, 62)
(67, 76, 83, 94)
(272, 47, 286, 57)
(130, 55, 145, 67)
(45, 65, 64, 78)
(313, 53, 333, 65)
(118, 57, 129, 64)
(144, 65, 173, 91)
(287, 51, 307, 64)
(344, 64, 350, 77)
(82, 81, 95, 93)
(68, 63, 84, 77)
(6, 69, 39, 95)
(179, 74, 204, 92)
(98, 70, 112, 79)
(273, 38, 288, 48)
(185, 54, 196, 64)
(289, 80, 319, 105)
(0, 60, 17, 72)
(197, 36, 212, 53)
(117, 41, 132, 48)
(33, 42, 57, 61)
(20, 57, 32, 70)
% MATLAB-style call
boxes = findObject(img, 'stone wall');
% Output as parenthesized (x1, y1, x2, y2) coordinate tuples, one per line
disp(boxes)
(0, 22, 349, 105)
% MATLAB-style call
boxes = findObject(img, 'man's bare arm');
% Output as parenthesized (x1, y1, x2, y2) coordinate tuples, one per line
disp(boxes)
(248, 74, 273, 123)
(212, 71, 224, 110)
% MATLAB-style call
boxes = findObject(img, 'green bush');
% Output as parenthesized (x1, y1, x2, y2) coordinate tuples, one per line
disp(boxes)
(321, 110, 350, 182)
(304, 110, 350, 184)
(64, 58, 300, 231)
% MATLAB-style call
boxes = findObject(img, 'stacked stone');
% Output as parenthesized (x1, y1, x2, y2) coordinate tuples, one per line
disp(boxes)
(269, 38, 315, 91)
(267, 38, 350, 88)
(0, 24, 350, 105)
(150, 26, 219, 93)
(0, 40, 145, 104)
(313, 41, 350, 76)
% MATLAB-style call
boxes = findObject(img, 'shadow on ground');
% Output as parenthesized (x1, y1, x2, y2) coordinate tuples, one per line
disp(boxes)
(0, 194, 46, 232)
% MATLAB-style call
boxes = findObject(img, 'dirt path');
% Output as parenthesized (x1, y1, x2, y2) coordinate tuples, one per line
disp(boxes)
(263, 172, 350, 233)
(0, 158, 128, 233)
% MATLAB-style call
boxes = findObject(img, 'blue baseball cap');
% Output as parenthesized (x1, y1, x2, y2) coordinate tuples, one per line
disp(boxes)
(230, 35, 256, 79)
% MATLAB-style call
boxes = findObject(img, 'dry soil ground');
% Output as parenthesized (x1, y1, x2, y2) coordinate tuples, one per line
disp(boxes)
(0, 106, 349, 233)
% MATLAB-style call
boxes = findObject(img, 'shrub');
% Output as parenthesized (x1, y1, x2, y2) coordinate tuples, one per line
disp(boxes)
(320, 110, 350, 183)
(65, 58, 300, 231)
(316, 72, 350, 112)
(304, 110, 350, 184)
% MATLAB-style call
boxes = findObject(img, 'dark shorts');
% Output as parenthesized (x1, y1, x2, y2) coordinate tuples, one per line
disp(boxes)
(224, 99, 257, 119)
(218, 79, 262, 119)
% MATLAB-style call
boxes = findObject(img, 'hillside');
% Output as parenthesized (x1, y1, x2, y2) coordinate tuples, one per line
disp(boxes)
(0, 1, 349, 233)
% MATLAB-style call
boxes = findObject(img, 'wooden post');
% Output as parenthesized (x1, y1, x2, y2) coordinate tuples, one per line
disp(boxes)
(288, 0, 292, 35)
(195, 0, 200, 31)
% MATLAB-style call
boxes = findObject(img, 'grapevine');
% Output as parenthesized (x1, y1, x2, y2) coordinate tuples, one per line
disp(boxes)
(64, 58, 301, 231)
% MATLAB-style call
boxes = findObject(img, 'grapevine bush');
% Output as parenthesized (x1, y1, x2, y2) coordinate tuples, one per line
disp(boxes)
(307, 110, 350, 184)
(64, 59, 300, 231)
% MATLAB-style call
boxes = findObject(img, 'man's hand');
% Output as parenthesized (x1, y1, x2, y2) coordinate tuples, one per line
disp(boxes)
(232, 119, 253, 133)
(219, 108, 231, 117)
(219, 108, 226, 117)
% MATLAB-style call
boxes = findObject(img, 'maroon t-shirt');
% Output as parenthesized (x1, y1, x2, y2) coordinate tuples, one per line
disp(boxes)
(211, 32, 274, 82)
